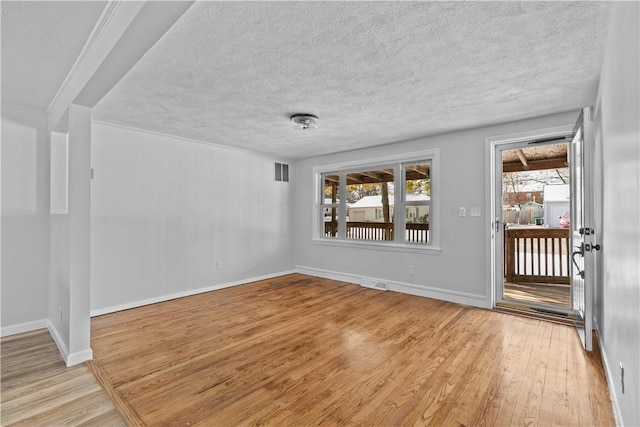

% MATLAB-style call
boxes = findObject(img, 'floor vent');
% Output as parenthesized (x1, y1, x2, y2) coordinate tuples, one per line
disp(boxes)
(360, 278, 388, 291)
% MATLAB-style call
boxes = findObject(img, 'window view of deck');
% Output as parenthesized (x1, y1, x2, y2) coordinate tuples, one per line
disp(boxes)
(322, 161, 430, 244)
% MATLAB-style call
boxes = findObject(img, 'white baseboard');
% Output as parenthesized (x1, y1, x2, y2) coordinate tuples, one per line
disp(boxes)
(47, 320, 71, 364)
(66, 348, 94, 367)
(90, 270, 297, 317)
(0, 319, 49, 337)
(595, 322, 623, 427)
(47, 321, 92, 366)
(296, 266, 487, 308)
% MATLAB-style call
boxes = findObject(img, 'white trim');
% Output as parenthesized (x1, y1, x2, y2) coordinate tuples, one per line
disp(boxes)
(47, 320, 71, 364)
(48, 1, 146, 129)
(45, 321, 93, 367)
(312, 147, 440, 248)
(391, 281, 486, 308)
(0, 319, 49, 337)
(312, 148, 440, 172)
(483, 124, 574, 147)
(311, 238, 441, 255)
(296, 266, 486, 308)
(66, 349, 94, 367)
(295, 266, 369, 286)
(90, 270, 297, 317)
(484, 124, 575, 310)
(595, 322, 623, 427)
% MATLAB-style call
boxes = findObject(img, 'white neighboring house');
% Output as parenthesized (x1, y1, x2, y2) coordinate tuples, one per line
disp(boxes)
(348, 194, 429, 223)
(323, 198, 348, 221)
(543, 184, 570, 227)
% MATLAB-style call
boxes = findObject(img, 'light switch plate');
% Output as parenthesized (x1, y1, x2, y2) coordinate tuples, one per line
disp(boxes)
(470, 207, 481, 217)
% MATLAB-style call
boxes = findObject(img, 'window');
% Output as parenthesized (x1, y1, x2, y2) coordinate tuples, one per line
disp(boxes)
(321, 172, 340, 238)
(404, 161, 431, 244)
(315, 149, 439, 251)
(346, 167, 395, 241)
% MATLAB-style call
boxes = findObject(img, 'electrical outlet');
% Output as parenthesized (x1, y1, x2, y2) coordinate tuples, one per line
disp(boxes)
(217, 261, 223, 271)
(620, 362, 625, 393)
(408, 265, 415, 275)
(459, 207, 466, 217)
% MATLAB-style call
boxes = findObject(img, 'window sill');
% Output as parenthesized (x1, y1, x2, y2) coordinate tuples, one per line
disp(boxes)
(312, 238, 442, 255)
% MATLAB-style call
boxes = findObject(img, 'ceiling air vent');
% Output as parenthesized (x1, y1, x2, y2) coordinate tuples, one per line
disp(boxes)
(275, 163, 289, 182)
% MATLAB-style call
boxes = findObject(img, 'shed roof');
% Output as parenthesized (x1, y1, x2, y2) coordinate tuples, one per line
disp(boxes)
(543, 184, 570, 202)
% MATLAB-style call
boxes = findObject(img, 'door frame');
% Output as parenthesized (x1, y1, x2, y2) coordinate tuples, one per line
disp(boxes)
(484, 124, 575, 310)
(570, 107, 597, 351)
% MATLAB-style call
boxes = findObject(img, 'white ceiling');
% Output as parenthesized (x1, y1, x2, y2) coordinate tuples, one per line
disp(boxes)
(1, 1, 106, 111)
(3, 2, 613, 159)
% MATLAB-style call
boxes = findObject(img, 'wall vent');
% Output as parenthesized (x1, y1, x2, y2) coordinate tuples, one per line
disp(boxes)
(360, 278, 388, 291)
(275, 163, 289, 182)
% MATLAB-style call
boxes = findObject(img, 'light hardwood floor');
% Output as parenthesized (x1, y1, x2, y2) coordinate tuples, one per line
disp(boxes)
(503, 281, 571, 309)
(90, 273, 614, 426)
(0, 329, 124, 426)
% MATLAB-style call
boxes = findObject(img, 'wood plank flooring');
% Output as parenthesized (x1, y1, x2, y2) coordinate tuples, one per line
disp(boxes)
(0, 329, 125, 426)
(90, 273, 614, 426)
(504, 281, 571, 309)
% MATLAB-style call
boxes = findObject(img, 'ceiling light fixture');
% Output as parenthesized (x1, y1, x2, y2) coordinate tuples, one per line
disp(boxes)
(290, 114, 318, 130)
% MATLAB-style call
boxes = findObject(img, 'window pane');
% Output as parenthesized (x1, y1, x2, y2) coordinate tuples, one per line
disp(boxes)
(405, 205, 430, 243)
(405, 162, 430, 197)
(346, 168, 394, 241)
(405, 162, 430, 244)
(323, 173, 340, 204)
(322, 173, 340, 239)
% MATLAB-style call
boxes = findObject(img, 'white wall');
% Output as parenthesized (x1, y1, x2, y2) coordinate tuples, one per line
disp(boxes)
(594, 3, 640, 426)
(49, 213, 70, 343)
(295, 111, 578, 307)
(1, 105, 50, 333)
(47, 105, 94, 366)
(90, 122, 295, 313)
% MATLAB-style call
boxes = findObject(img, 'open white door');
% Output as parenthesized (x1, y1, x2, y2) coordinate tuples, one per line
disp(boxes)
(570, 107, 597, 351)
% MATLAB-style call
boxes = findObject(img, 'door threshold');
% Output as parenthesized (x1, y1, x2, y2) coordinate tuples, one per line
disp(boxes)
(495, 301, 574, 325)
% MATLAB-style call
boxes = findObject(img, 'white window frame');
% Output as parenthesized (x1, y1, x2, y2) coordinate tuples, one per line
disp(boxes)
(312, 149, 440, 254)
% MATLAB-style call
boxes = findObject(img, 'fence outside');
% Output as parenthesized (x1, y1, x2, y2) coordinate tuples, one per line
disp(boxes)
(324, 222, 429, 243)
(504, 227, 570, 284)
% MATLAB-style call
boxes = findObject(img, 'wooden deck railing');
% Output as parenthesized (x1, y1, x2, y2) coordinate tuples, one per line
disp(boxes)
(504, 227, 570, 284)
(324, 222, 429, 243)
(346, 222, 394, 240)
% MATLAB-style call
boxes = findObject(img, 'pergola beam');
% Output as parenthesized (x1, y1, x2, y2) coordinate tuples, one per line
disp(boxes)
(406, 165, 429, 178)
(503, 157, 568, 173)
(515, 149, 530, 170)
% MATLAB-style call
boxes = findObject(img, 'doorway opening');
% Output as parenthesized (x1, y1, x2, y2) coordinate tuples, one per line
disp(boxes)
(488, 109, 595, 349)
(495, 139, 574, 318)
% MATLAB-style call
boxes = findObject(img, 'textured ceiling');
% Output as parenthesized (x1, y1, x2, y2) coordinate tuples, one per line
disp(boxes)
(93, 1, 612, 158)
(1, 1, 107, 111)
(3, 2, 612, 159)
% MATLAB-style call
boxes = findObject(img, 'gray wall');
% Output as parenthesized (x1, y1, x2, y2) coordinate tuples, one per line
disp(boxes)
(89, 122, 296, 313)
(594, 2, 640, 426)
(294, 111, 577, 307)
(1, 105, 50, 331)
